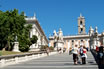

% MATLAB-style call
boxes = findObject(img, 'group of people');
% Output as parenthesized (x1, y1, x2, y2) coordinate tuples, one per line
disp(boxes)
(70, 45, 88, 65)
(96, 45, 104, 65)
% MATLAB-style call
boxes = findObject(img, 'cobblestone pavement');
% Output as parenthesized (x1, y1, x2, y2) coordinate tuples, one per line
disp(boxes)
(1, 51, 98, 69)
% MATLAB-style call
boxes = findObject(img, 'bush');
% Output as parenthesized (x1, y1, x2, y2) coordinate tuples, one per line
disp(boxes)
(19, 45, 29, 52)
(30, 35, 38, 44)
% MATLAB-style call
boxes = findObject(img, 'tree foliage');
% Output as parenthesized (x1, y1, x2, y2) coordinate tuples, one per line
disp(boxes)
(30, 35, 38, 44)
(0, 9, 38, 52)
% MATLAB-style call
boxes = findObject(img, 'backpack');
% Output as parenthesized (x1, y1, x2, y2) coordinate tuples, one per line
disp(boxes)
(80, 48, 84, 56)
(99, 53, 103, 58)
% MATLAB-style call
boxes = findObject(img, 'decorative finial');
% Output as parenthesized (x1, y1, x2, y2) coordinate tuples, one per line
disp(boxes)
(95, 26, 98, 33)
(80, 13, 82, 17)
(53, 30, 56, 33)
(53, 30, 57, 36)
(59, 28, 62, 31)
(34, 12, 36, 17)
(95, 26, 98, 30)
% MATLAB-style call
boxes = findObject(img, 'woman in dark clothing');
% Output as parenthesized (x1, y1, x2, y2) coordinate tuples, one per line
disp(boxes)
(98, 45, 104, 64)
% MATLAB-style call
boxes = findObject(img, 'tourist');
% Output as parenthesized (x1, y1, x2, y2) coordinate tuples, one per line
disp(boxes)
(79, 45, 83, 64)
(81, 46, 87, 64)
(96, 46, 99, 53)
(97, 45, 104, 65)
(69, 47, 72, 55)
(86, 47, 89, 51)
(63, 48, 66, 53)
(72, 45, 79, 65)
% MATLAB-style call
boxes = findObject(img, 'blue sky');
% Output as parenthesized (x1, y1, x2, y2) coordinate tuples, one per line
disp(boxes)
(0, 0, 104, 37)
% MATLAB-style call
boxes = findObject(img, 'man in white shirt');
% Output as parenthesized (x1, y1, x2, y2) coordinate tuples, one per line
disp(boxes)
(72, 45, 79, 65)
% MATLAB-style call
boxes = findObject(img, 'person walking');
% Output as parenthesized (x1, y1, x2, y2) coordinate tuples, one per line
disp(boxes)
(96, 46, 99, 53)
(79, 45, 83, 64)
(81, 46, 87, 64)
(72, 45, 79, 65)
(97, 45, 104, 65)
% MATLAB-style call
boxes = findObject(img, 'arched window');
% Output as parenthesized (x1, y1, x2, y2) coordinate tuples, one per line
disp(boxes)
(80, 21, 83, 25)
(80, 28, 83, 33)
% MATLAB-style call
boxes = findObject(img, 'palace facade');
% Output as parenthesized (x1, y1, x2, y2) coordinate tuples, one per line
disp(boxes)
(25, 13, 48, 51)
(49, 14, 104, 52)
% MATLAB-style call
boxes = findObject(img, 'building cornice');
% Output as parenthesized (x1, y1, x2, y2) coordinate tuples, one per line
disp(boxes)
(49, 34, 102, 40)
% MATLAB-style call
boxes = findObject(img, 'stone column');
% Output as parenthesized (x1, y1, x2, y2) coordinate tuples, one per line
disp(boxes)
(68, 40, 70, 52)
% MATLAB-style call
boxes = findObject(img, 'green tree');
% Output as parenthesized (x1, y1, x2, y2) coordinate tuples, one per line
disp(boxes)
(18, 24, 33, 52)
(0, 9, 33, 52)
(30, 35, 38, 44)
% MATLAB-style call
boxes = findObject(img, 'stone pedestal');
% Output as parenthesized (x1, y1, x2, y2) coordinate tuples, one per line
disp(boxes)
(12, 42, 20, 52)
(55, 40, 64, 51)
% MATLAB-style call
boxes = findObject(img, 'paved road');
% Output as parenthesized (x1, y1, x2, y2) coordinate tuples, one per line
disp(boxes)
(1, 51, 98, 69)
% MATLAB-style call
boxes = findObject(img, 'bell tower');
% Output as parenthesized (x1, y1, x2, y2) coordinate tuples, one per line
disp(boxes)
(78, 13, 86, 35)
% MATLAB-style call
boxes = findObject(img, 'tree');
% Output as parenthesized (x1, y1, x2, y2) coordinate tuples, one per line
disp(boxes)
(30, 35, 38, 44)
(18, 24, 33, 52)
(19, 35, 38, 52)
(0, 9, 33, 51)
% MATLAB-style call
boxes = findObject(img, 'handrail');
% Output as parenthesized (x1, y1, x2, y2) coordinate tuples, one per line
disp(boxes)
(0, 52, 43, 59)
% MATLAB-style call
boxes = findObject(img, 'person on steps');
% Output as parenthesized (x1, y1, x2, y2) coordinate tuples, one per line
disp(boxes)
(72, 45, 79, 65)
(81, 46, 87, 64)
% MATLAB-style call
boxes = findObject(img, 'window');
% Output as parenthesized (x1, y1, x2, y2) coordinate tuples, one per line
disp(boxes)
(80, 21, 83, 25)
(72, 40, 74, 45)
(81, 40, 83, 42)
(80, 28, 83, 33)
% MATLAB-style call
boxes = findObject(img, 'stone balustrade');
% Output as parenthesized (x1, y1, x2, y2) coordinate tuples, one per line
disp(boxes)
(0, 51, 57, 68)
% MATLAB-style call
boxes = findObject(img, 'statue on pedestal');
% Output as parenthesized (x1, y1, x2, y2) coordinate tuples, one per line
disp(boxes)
(12, 35, 20, 52)
(53, 28, 64, 52)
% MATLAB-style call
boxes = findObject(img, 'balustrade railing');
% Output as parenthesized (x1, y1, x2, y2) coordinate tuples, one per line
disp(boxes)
(0, 51, 53, 67)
